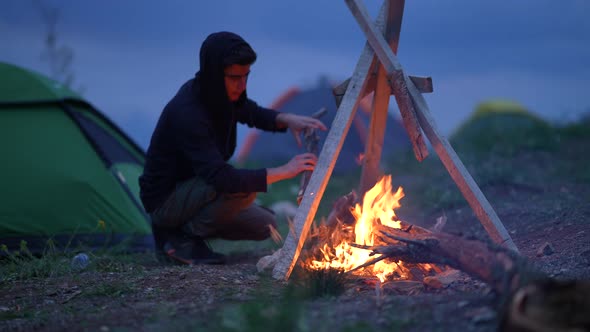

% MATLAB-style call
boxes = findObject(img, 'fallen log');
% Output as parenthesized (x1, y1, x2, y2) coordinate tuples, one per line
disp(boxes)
(350, 221, 589, 331)
(302, 188, 588, 330)
(372, 222, 533, 294)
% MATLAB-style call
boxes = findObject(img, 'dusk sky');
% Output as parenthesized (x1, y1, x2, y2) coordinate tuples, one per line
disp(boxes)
(2, 0, 589, 150)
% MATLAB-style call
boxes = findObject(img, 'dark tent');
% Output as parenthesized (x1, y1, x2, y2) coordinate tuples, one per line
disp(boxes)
(0, 62, 152, 252)
(236, 78, 411, 174)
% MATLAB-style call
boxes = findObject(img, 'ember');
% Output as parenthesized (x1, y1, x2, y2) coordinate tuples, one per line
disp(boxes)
(306, 175, 434, 282)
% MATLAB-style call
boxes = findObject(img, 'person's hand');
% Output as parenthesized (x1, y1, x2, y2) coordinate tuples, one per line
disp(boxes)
(282, 152, 318, 178)
(266, 153, 318, 184)
(276, 113, 328, 147)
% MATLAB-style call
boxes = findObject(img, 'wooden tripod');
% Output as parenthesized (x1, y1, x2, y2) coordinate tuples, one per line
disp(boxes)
(272, 0, 518, 281)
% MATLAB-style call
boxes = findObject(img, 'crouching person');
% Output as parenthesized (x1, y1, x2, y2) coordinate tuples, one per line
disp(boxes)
(139, 31, 326, 264)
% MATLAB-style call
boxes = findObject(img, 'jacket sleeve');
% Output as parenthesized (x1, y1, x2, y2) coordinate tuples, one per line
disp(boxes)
(176, 118, 268, 193)
(237, 99, 288, 132)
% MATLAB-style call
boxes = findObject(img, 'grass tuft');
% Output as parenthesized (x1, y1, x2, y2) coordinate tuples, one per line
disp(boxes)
(293, 267, 351, 299)
(0, 240, 70, 281)
(216, 282, 308, 332)
(85, 281, 135, 297)
(0, 240, 149, 282)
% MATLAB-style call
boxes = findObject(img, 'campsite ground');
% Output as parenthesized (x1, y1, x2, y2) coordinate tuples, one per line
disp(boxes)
(1, 113, 589, 331)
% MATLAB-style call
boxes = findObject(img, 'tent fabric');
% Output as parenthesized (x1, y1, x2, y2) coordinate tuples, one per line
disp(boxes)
(0, 62, 152, 252)
(236, 78, 411, 174)
(0, 62, 81, 102)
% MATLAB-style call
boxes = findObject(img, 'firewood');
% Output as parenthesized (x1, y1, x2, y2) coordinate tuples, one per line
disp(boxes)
(351, 221, 588, 331)
(297, 107, 328, 205)
(309, 187, 589, 330)
(374, 224, 534, 294)
(326, 191, 358, 227)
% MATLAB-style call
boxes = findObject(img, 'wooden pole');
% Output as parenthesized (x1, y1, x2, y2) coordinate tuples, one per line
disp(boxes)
(345, 0, 518, 252)
(343, 1, 429, 163)
(359, 0, 404, 196)
(333, 75, 432, 109)
(272, 3, 388, 281)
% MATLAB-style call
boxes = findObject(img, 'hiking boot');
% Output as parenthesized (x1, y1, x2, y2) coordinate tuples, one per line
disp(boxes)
(163, 235, 225, 265)
(152, 224, 182, 263)
(191, 237, 226, 265)
(161, 232, 194, 265)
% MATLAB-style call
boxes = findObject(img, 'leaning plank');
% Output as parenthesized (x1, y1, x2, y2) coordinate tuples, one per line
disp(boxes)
(359, 69, 389, 195)
(271, 3, 388, 281)
(332, 75, 433, 109)
(408, 79, 518, 251)
(359, 0, 405, 195)
(345, 0, 518, 252)
(391, 75, 429, 161)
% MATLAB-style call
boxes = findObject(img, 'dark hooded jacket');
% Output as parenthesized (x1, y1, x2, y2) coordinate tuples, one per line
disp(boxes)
(139, 32, 285, 213)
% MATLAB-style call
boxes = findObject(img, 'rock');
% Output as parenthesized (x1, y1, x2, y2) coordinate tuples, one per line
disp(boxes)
(246, 275, 260, 282)
(256, 249, 282, 273)
(470, 307, 495, 324)
(269, 201, 298, 218)
(386, 280, 424, 294)
(536, 242, 555, 257)
(423, 269, 462, 289)
(457, 301, 469, 308)
(431, 215, 448, 232)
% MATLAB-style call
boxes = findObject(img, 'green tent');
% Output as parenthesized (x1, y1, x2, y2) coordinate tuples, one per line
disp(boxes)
(0, 62, 153, 252)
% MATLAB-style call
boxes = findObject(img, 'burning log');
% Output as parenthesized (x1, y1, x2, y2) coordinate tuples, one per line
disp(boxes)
(301, 175, 526, 292)
(302, 173, 588, 331)
(370, 224, 590, 331)
(338, 216, 589, 331)
(366, 222, 534, 294)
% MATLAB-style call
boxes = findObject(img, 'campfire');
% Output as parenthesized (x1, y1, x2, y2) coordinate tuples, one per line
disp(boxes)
(305, 175, 436, 282)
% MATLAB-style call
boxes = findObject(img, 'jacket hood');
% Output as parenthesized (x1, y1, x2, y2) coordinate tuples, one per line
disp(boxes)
(195, 31, 253, 112)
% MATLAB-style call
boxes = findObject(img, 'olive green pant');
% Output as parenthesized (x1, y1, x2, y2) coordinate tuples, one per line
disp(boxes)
(150, 177, 277, 241)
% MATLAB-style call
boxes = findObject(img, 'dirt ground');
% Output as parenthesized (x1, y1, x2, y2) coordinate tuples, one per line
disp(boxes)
(1, 137, 589, 332)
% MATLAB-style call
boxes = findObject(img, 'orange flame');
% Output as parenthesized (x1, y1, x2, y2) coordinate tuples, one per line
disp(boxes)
(308, 175, 409, 282)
